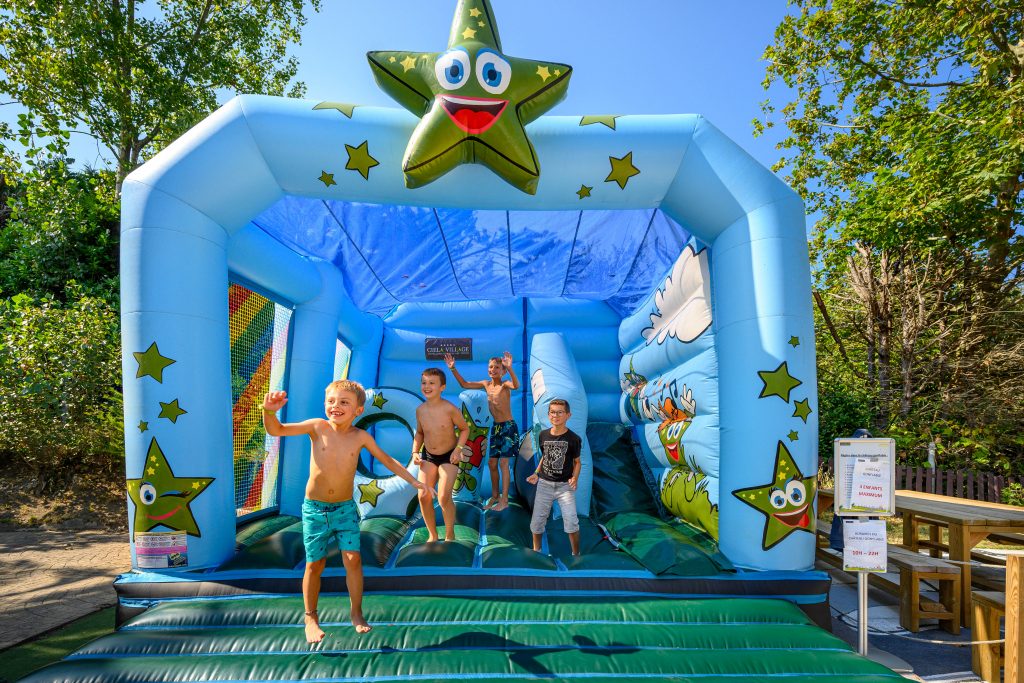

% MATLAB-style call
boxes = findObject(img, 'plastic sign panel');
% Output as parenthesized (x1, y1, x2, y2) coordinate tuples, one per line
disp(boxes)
(425, 337, 472, 360)
(834, 437, 896, 517)
(842, 518, 887, 573)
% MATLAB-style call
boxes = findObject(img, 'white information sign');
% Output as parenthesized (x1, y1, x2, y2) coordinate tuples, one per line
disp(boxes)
(135, 530, 188, 568)
(834, 438, 896, 517)
(842, 518, 887, 573)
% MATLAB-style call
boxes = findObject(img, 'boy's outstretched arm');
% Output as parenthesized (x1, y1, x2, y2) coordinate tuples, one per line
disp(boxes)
(262, 391, 319, 437)
(502, 351, 520, 390)
(363, 433, 434, 501)
(445, 353, 484, 389)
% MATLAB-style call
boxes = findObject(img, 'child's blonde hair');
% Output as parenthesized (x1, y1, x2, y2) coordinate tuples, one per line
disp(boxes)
(325, 379, 366, 407)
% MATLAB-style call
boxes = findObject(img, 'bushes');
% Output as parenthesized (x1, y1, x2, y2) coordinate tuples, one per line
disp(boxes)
(0, 287, 123, 491)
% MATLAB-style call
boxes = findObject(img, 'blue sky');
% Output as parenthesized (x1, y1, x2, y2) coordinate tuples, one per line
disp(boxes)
(4, 1, 796, 177)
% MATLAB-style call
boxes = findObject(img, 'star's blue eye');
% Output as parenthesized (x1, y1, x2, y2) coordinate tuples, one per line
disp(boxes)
(786, 479, 807, 506)
(475, 49, 511, 95)
(140, 483, 157, 505)
(769, 488, 787, 509)
(434, 49, 470, 90)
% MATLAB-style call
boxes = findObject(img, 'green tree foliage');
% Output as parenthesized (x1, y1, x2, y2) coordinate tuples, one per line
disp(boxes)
(0, 0, 322, 192)
(0, 287, 123, 491)
(759, 1, 1024, 472)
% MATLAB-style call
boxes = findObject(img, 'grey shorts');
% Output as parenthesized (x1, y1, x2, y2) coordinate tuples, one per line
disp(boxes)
(530, 479, 579, 535)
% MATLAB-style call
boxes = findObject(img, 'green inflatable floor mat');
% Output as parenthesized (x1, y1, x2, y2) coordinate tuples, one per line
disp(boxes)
(23, 595, 902, 682)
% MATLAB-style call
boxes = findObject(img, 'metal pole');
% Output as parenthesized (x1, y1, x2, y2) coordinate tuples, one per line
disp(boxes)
(858, 571, 869, 656)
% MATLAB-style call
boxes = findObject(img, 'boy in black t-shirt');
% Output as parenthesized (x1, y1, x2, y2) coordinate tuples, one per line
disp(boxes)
(526, 399, 582, 556)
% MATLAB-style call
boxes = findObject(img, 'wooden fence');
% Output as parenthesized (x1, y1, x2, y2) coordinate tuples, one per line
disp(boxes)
(824, 460, 1020, 503)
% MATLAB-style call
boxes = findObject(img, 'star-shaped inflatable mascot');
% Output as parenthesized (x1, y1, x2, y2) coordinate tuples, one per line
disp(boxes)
(367, 0, 572, 194)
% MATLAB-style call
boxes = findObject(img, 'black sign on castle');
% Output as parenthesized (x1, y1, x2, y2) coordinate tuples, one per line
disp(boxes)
(425, 337, 472, 360)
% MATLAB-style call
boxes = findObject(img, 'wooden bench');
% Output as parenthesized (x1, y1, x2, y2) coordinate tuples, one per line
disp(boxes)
(816, 521, 961, 633)
(905, 517, 1024, 566)
(972, 590, 1005, 683)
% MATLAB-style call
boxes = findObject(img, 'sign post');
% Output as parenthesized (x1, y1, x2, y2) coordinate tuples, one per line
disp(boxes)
(833, 437, 896, 658)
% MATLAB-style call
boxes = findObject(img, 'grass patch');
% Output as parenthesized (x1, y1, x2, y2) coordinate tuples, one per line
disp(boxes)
(0, 607, 115, 682)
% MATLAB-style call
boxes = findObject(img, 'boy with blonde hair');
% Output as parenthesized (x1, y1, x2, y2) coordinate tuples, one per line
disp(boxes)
(263, 379, 432, 643)
(413, 367, 470, 542)
(445, 351, 520, 511)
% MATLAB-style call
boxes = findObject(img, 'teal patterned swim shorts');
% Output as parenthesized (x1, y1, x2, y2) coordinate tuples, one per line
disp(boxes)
(302, 498, 360, 562)
(489, 420, 520, 459)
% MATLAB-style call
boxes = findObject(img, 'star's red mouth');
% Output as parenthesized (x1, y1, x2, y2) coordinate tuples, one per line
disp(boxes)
(772, 503, 811, 528)
(439, 94, 507, 134)
(147, 506, 182, 521)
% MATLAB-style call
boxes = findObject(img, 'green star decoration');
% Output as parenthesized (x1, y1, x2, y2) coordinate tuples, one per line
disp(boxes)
(605, 152, 640, 189)
(732, 441, 816, 550)
(793, 398, 813, 423)
(576, 184, 592, 199)
(757, 361, 802, 403)
(789, 335, 800, 348)
(138, 420, 149, 433)
(158, 399, 187, 424)
(134, 342, 176, 383)
(580, 115, 620, 130)
(788, 430, 799, 442)
(372, 392, 388, 409)
(344, 141, 379, 180)
(359, 479, 385, 507)
(367, 0, 572, 194)
(312, 101, 358, 118)
(318, 171, 336, 187)
(127, 438, 213, 537)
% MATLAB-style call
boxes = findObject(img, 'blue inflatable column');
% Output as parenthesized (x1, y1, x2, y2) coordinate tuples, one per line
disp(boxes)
(120, 183, 236, 570)
(528, 332, 592, 517)
(278, 260, 345, 516)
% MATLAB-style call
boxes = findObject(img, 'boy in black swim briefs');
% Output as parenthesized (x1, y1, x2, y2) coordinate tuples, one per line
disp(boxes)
(412, 368, 470, 542)
(446, 351, 520, 511)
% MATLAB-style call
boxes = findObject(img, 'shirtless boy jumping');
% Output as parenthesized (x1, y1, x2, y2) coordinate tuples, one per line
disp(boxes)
(445, 351, 520, 511)
(412, 368, 470, 542)
(263, 381, 432, 643)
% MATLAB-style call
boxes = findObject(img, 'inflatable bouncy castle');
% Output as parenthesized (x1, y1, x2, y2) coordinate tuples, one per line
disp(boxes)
(22, 2, 903, 681)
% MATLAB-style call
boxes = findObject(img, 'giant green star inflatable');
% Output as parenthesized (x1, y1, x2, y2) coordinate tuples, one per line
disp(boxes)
(127, 438, 213, 537)
(732, 441, 816, 550)
(367, 0, 572, 194)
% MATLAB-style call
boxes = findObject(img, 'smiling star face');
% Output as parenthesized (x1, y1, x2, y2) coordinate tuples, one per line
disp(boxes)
(367, 0, 571, 193)
(127, 438, 213, 537)
(732, 441, 816, 550)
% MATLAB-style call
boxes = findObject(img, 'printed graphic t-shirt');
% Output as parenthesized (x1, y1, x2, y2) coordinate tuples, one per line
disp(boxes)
(537, 428, 582, 483)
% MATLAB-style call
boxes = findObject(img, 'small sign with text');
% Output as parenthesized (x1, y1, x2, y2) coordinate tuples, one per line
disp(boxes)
(425, 337, 472, 361)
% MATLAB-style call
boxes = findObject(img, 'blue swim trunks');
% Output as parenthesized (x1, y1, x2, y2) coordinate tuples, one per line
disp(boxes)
(489, 420, 520, 459)
(302, 498, 360, 562)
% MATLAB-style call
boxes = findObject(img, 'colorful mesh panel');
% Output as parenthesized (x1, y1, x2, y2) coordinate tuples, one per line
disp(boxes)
(334, 338, 351, 380)
(229, 283, 292, 517)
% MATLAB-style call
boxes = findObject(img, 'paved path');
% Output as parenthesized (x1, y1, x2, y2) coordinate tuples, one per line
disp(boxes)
(0, 530, 130, 651)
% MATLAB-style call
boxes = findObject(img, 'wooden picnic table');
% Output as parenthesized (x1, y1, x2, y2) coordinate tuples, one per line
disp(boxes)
(897, 489, 1024, 623)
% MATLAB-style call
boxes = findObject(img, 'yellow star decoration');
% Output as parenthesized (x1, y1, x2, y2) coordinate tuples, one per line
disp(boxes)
(158, 399, 188, 424)
(478, 21, 485, 27)
(312, 101, 358, 118)
(605, 152, 640, 189)
(462, 27, 477, 39)
(358, 479, 385, 507)
(134, 342, 176, 383)
(580, 115, 621, 130)
(577, 184, 592, 199)
(536, 65, 551, 82)
(389, 56, 396, 63)
(788, 430, 799, 442)
(344, 141, 380, 180)
(138, 420, 149, 433)
(126, 438, 213, 537)
(793, 398, 813, 423)
(732, 441, 816, 550)
(372, 392, 388, 409)
(400, 55, 417, 72)
(468, 7, 481, 17)
(318, 171, 336, 187)
(789, 336, 800, 348)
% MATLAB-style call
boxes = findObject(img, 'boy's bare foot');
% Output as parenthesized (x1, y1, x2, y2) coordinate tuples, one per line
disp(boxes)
(483, 497, 497, 509)
(352, 611, 372, 634)
(304, 611, 325, 644)
(444, 534, 456, 542)
(493, 498, 508, 512)
(426, 533, 439, 542)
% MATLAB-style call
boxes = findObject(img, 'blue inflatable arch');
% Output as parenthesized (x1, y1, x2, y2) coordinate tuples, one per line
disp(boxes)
(121, 94, 816, 572)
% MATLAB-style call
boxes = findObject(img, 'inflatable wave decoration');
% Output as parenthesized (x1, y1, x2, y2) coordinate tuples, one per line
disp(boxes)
(353, 387, 422, 518)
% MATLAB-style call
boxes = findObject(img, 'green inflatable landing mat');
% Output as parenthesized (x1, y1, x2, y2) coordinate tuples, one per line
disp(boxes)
(22, 595, 901, 682)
